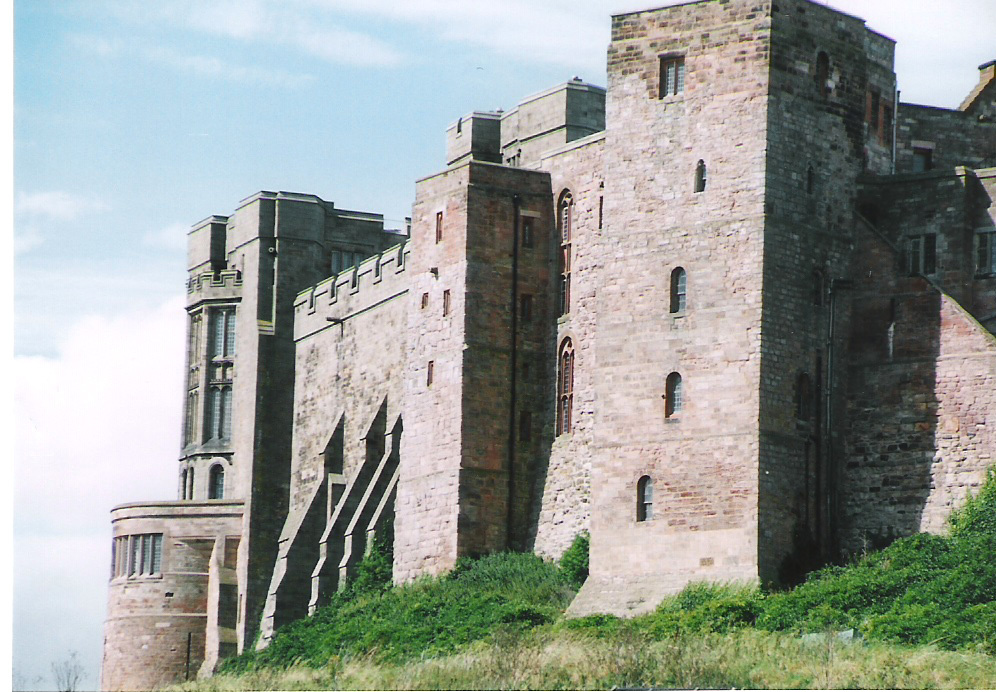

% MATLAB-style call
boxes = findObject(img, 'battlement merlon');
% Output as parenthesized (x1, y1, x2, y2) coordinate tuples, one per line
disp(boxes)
(445, 79, 606, 170)
(293, 241, 411, 341)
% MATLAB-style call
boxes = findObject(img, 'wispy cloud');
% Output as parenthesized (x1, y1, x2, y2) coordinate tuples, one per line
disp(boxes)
(144, 46, 316, 87)
(142, 222, 190, 252)
(101, 0, 405, 68)
(14, 228, 44, 255)
(15, 191, 109, 221)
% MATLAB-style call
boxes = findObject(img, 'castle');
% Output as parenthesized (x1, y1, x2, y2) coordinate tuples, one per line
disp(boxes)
(101, 1, 996, 689)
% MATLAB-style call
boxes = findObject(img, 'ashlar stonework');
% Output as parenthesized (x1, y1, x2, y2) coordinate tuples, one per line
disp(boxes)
(101, 2, 995, 688)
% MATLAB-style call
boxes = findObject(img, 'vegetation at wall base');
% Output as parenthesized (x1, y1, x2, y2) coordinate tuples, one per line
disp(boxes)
(203, 473, 995, 689)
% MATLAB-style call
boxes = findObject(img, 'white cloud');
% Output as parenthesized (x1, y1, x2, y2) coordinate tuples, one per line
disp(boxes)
(15, 191, 109, 221)
(143, 46, 316, 87)
(14, 227, 44, 255)
(14, 296, 186, 688)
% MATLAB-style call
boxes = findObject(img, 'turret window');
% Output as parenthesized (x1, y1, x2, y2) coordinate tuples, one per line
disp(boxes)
(113, 534, 163, 578)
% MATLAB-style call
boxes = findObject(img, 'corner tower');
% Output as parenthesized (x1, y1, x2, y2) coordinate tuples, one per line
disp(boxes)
(575, 0, 895, 615)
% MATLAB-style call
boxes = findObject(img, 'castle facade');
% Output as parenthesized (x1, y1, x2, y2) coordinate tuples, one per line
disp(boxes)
(101, 1, 996, 688)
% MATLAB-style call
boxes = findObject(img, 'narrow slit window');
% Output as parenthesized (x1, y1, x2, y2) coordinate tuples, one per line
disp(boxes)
(637, 476, 654, 522)
(815, 52, 829, 98)
(435, 211, 443, 243)
(670, 267, 687, 314)
(694, 160, 707, 193)
(520, 294, 533, 323)
(427, 361, 434, 387)
(557, 338, 575, 435)
(209, 464, 225, 500)
(443, 289, 451, 316)
(665, 372, 682, 418)
(558, 192, 573, 316)
(796, 373, 812, 421)
(521, 217, 534, 248)
(977, 232, 995, 275)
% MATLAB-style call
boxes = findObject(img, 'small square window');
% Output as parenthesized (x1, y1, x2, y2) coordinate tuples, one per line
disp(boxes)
(659, 56, 685, 98)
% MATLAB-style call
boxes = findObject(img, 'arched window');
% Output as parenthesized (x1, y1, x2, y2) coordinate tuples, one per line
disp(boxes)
(558, 191, 573, 316)
(670, 267, 687, 313)
(637, 476, 654, 522)
(665, 372, 682, 418)
(557, 338, 575, 435)
(180, 469, 188, 500)
(186, 467, 195, 500)
(694, 160, 707, 193)
(184, 390, 198, 446)
(209, 464, 225, 500)
(796, 373, 812, 421)
(815, 52, 829, 98)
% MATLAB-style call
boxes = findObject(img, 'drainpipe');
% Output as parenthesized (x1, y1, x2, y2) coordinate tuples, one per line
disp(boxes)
(506, 194, 522, 549)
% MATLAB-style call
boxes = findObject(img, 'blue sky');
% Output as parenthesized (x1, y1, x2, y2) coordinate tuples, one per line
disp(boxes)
(12, 0, 995, 689)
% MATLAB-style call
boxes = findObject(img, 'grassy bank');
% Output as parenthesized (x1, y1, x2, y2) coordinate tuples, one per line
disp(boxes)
(171, 472, 995, 690)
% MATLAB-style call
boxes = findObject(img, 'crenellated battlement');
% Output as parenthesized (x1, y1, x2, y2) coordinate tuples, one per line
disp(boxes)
(186, 269, 243, 307)
(293, 241, 410, 340)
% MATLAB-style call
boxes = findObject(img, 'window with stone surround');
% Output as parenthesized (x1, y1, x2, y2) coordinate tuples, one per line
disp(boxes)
(637, 476, 653, 522)
(206, 385, 233, 441)
(912, 147, 933, 173)
(665, 372, 682, 418)
(670, 267, 687, 314)
(658, 55, 685, 98)
(427, 360, 434, 387)
(209, 463, 225, 500)
(113, 533, 163, 578)
(435, 211, 444, 243)
(184, 390, 198, 446)
(558, 191, 573, 316)
(557, 338, 575, 435)
(210, 307, 236, 359)
(186, 466, 194, 500)
(180, 468, 188, 500)
(694, 160, 707, 193)
(907, 234, 937, 276)
(443, 289, 451, 316)
(521, 216, 534, 248)
(977, 231, 996, 276)
(421, 292, 429, 309)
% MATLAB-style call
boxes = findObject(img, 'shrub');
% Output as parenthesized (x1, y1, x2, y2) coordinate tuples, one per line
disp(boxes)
(948, 468, 996, 537)
(559, 532, 590, 587)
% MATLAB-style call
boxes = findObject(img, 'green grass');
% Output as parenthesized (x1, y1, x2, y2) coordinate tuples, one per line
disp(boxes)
(199, 471, 996, 689)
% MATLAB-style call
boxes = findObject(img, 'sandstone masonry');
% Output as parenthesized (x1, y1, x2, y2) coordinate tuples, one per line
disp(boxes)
(102, 2, 995, 689)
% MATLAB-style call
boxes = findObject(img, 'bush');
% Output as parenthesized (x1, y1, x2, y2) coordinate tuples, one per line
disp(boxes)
(559, 532, 590, 587)
(949, 468, 996, 537)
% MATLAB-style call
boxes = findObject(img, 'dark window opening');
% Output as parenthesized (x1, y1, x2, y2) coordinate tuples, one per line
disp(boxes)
(209, 464, 225, 500)
(427, 361, 434, 387)
(435, 211, 443, 243)
(521, 217, 534, 248)
(637, 476, 653, 522)
(912, 147, 933, 173)
(670, 267, 687, 313)
(806, 165, 815, 195)
(908, 234, 937, 276)
(519, 411, 532, 442)
(796, 373, 812, 421)
(977, 232, 995, 276)
(421, 292, 429, 309)
(520, 294, 533, 323)
(813, 270, 825, 306)
(815, 52, 829, 98)
(665, 372, 682, 418)
(694, 160, 707, 193)
(443, 289, 451, 316)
